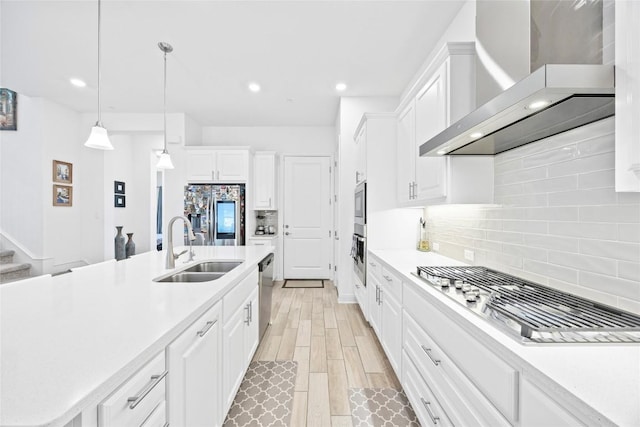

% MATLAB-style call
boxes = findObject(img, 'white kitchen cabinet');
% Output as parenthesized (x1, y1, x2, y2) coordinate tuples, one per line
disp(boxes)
(186, 149, 249, 183)
(380, 282, 402, 376)
(167, 301, 222, 427)
(247, 236, 280, 280)
(520, 377, 585, 427)
(368, 274, 382, 336)
(222, 269, 259, 413)
(253, 152, 277, 210)
(354, 123, 367, 184)
(98, 352, 166, 427)
(396, 42, 494, 206)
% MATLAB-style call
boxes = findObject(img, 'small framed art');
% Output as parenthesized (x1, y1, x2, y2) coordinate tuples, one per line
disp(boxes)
(53, 185, 72, 207)
(114, 195, 126, 208)
(53, 160, 73, 184)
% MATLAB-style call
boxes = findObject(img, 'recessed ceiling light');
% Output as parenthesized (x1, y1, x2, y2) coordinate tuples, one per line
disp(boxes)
(436, 148, 448, 155)
(335, 82, 347, 91)
(527, 100, 550, 110)
(469, 132, 484, 139)
(248, 82, 261, 93)
(70, 78, 87, 88)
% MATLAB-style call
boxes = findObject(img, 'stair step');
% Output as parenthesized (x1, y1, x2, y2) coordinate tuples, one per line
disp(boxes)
(0, 249, 15, 264)
(0, 263, 31, 284)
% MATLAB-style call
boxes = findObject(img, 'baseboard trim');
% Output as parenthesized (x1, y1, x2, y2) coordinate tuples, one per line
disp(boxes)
(337, 294, 357, 304)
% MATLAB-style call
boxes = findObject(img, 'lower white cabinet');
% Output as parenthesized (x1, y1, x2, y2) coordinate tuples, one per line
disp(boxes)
(247, 237, 281, 280)
(380, 285, 402, 376)
(222, 271, 259, 413)
(353, 269, 367, 321)
(368, 274, 382, 336)
(167, 301, 222, 427)
(520, 377, 586, 427)
(98, 351, 167, 427)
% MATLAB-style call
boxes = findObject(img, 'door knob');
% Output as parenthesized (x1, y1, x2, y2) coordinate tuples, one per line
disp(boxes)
(284, 225, 289, 229)
(285, 232, 290, 236)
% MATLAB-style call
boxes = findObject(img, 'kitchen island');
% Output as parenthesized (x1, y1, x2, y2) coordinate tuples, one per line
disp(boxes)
(369, 249, 640, 427)
(0, 245, 273, 427)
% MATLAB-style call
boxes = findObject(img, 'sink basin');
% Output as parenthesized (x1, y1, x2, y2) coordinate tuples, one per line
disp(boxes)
(154, 260, 243, 283)
(184, 261, 242, 273)
(155, 272, 225, 283)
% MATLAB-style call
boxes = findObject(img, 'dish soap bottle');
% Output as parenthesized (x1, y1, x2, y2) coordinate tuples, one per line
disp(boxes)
(418, 217, 429, 252)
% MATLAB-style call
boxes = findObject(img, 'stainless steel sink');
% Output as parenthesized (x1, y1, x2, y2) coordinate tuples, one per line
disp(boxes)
(184, 261, 242, 273)
(155, 272, 225, 283)
(154, 260, 243, 283)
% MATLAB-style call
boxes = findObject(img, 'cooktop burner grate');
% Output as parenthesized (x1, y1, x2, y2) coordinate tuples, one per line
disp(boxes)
(416, 266, 640, 343)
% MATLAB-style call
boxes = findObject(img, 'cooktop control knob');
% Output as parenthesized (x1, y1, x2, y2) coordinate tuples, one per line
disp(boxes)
(462, 283, 472, 293)
(454, 280, 463, 289)
(465, 291, 479, 302)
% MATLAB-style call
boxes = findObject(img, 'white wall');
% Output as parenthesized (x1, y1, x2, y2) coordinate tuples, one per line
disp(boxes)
(202, 126, 335, 154)
(425, 118, 640, 314)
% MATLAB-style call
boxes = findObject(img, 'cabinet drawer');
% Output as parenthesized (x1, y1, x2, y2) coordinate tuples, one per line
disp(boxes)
(402, 351, 453, 427)
(140, 401, 166, 427)
(98, 351, 166, 427)
(223, 269, 258, 324)
(380, 265, 402, 301)
(404, 311, 510, 426)
(403, 282, 519, 424)
(367, 254, 381, 280)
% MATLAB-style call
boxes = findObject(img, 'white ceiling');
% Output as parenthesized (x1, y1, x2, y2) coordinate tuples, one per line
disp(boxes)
(1, 0, 466, 126)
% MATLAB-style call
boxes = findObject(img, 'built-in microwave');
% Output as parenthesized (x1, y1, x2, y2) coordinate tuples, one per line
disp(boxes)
(354, 181, 366, 226)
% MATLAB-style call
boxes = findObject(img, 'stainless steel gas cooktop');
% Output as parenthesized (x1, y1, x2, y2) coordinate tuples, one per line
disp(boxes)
(414, 266, 640, 344)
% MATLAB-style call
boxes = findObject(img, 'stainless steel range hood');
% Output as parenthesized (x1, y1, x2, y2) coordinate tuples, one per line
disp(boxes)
(420, 0, 614, 157)
(419, 64, 615, 156)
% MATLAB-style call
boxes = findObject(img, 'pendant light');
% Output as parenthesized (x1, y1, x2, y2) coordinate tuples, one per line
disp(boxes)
(84, 0, 113, 150)
(156, 42, 174, 170)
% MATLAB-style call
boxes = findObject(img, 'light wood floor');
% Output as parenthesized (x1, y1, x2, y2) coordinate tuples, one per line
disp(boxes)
(251, 281, 401, 427)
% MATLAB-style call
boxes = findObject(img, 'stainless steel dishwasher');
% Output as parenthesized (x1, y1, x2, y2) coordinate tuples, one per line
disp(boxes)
(258, 253, 274, 341)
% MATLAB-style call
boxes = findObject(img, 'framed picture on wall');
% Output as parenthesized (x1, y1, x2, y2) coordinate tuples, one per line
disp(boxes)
(114, 181, 125, 194)
(0, 88, 17, 131)
(114, 195, 126, 208)
(53, 185, 73, 207)
(53, 160, 73, 184)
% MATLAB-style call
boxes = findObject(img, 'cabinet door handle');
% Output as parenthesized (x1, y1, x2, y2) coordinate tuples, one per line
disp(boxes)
(212, 171, 216, 181)
(197, 320, 217, 338)
(245, 303, 251, 325)
(420, 398, 440, 424)
(375, 285, 379, 303)
(356, 171, 359, 183)
(412, 182, 418, 199)
(127, 370, 168, 409)
(378, 288, 382, 305)
(408, 182, 412, 199)
(268, 197, 272, 207)
(250, 300, 253, 323)
(421, 345, 441, 366)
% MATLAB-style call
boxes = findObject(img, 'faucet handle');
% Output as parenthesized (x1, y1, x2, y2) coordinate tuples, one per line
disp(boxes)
(174, 249, 188, 259)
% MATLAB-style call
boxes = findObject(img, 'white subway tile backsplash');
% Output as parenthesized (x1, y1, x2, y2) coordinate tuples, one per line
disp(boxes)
(548, 251, 617, 277)
(580, 240, 640, 263)
(580, 205, 640, 223)
(548, 188, 617, 206)
(579, 271, 640, 301)
(425, 120, 639, 309)
(578, 169, 615, 189)
(524, 259, 578, 284)
(547, 152, 615, 178)
(618, 224, 640, 243)
(548, 222, 618, 240)
(618, 262, 640, 282)
(523, 234, 580, 253)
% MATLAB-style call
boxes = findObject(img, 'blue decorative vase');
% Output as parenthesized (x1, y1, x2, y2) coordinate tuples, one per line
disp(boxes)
(125, 233, 136, 258)
(114, 226, 126, 261)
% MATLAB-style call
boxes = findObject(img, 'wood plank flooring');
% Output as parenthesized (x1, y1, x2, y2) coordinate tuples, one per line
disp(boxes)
(252, 281, 401, 427)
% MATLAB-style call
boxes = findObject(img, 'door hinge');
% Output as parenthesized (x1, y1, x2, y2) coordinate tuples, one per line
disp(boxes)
(329, 263, 332, 270)
(334, 194, 337, 202)
(334, 265, 337, 272)
(329, 166, 332, 173)
(334, 160, 338, 167)
(328, 230, 331, 237)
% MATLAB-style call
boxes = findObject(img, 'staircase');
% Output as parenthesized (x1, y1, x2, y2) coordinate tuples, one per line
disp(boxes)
(0, 250, 31, 284)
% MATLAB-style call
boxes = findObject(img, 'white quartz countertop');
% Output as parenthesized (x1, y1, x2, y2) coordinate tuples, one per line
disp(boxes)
(0, 246, 273, 427)
(370, 249, 640, 427)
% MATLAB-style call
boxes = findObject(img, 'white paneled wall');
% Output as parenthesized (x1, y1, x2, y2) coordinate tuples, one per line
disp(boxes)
(425, 118, 640, 313)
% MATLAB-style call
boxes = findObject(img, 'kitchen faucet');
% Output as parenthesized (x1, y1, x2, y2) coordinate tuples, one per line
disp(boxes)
(166, 216, 196, 269)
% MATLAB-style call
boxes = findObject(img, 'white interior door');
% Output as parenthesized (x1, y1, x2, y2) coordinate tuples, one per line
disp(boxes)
(283, 156, 332, 279)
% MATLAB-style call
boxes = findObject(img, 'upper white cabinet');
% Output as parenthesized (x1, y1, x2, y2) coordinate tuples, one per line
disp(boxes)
(253, 152, 277, 210)
(396, 42, 494, 206)
(186, 149, 249, 183)
(615, 0, 640, 192)
(354, 124, 367, 184)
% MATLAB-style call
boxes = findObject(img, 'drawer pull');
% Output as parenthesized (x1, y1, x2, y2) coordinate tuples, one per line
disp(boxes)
(369, 261, 377, 267)
(197, 320, 216, 337)
(245, 303, 251, 325)
(383, 275, 392, 282)
(421, 345, 441, 366)
(420, 397, 440, 424)
(127, 370, 168, 409)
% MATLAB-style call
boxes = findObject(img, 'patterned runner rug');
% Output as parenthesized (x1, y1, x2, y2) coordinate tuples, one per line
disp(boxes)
(349, 388, 420, 427)
(223, 361, 297, 427)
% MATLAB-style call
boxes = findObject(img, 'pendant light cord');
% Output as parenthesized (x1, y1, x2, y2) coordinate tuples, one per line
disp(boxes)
(163, 49, 167, 152)
(97, 0, 102, 125)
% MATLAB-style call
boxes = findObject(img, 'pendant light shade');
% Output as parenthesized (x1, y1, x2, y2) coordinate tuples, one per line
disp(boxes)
(84, 0, 113, 150)
(156, 42, 174, 170)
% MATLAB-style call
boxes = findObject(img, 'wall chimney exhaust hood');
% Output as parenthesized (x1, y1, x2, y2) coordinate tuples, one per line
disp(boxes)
(419, 64, 615, 156)
(420, 0, 614, 157)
